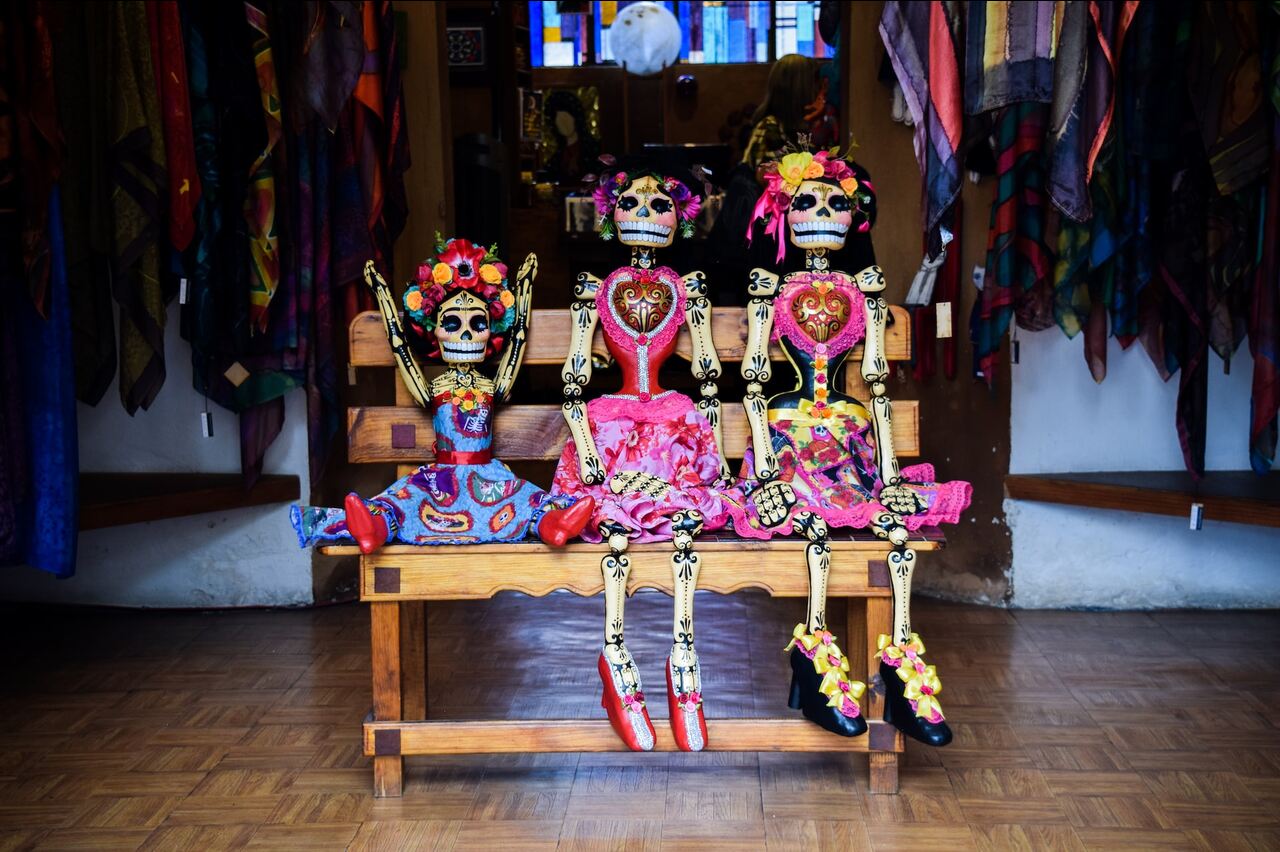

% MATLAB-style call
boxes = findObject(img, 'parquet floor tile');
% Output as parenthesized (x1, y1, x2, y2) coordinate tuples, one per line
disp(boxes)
(0, 598, 1276, 849)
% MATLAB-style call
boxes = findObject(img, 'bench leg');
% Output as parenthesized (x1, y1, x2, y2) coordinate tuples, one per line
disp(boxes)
(401, 601, 428, 721)
(858, 596, 900, 795)
(870, 752, 900, 794)
(371, 601, 403, 797)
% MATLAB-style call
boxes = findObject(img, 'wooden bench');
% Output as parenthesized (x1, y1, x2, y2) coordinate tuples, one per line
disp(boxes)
(329, 304, 943, 797)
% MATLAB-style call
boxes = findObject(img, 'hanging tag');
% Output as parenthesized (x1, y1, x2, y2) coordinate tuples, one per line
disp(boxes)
(200, 410, 214, 438)
(935, 301, 953, 339)
(348, 364, 358, 385)
(1189, 502, 1204, 531)
(972, 265, 986, 291)
(178, 277, 189, 305)
(223, 361, 250, 388)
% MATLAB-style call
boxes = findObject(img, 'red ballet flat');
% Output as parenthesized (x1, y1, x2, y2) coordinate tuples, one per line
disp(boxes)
(343, 492, 388, 555)
(598, 652, 655, 751)
(537, 496, 596, 547)
(665, 656, 708, 752)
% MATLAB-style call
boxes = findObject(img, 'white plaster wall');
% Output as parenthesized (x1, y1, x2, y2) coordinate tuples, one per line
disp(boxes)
(0, 303, 314, 608)
(1007, 329, 1280, 609)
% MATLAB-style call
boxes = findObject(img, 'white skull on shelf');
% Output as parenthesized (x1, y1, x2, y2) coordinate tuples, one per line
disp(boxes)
(787, 179, 853, 251)
(435, 291, 490, 363)
(614, 175, 677, 248)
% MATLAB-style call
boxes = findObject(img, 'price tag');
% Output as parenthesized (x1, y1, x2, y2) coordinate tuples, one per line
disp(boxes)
(1189, 502, 1204, 531)
(179, 278, 189, 305)
(200, 411, 213, 438)
(935, 301, 953, 339)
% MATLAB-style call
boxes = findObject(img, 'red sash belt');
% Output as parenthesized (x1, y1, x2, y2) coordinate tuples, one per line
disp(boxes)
(434, 449, 492, 465)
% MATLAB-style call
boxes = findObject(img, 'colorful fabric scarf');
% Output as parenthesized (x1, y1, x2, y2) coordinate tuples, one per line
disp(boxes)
(245, 1, 282, 335)
(972, 102, 1055, 385)
(1248, 114, 1279, 474)
(880, 0, 964, 241)
(109, 0, 168, 415)
(147, 0, 201, 253)
(964, 1, 1062, 114)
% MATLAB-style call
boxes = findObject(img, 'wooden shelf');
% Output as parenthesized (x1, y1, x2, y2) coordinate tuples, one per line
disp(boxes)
(1004, 471, 1280, 529)
(79, 473, 301, 530)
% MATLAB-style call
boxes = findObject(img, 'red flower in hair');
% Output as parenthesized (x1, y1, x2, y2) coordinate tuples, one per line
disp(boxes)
(438, 239, 487, 288)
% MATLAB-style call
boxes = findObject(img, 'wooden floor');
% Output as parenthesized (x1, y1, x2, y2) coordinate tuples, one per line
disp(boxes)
(0, 594, 1277, 851)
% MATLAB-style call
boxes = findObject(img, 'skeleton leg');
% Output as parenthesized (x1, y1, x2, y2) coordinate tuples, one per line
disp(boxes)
(793, 512, 831, 632)
(600, 521, 639, 690)
(669, 510, 705, 696)
(667, 510, 707, 751)
(598, 520, 655, 751)
(887, 545, 916, 646)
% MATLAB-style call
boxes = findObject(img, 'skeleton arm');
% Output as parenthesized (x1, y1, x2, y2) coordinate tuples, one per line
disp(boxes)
(562, 272, 606, 485)
(742, 268, 781, 480)
(683, 270, 731, 481)
(855, 265, 913, 543)
(364, 260, 431, 409)
(493, 253, 535, 401)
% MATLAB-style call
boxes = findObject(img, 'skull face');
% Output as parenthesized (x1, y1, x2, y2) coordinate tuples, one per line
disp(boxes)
(614, 175, 677, 248)
(434, 291, 490, 363)
(787, 179, 853, 250)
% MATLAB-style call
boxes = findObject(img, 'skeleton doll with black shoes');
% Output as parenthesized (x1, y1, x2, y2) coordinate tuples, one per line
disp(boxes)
(722, 150, 972, 746)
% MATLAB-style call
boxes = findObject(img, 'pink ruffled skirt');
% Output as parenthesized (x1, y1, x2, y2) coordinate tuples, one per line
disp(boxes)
(552, 392, 730, 543)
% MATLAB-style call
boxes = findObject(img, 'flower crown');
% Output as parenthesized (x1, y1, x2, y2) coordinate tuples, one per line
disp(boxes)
(589, 159, 703, 241)
(402, 235, 516, 357)
(749, 149, 874, 263)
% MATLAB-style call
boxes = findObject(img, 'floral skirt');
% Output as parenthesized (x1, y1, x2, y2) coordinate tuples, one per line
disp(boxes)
(552, 392, 730, 543)
(722, 418, 972, 540)
(291, 460, 568, 547)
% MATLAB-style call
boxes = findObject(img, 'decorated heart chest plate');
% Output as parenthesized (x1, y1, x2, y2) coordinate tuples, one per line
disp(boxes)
(772, 273, 865, 358)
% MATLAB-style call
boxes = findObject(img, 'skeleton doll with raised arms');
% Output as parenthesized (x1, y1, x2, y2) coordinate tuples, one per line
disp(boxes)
(551, 160, 730, 753)
(291, 239, 594, 552)
(723, 150, 971, 746)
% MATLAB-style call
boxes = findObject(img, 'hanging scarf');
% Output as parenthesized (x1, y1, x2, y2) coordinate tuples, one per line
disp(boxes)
(1249, 113, 1280, 474)
(54, 0, 117, 405)
(880, 0, 963, 243)
(964, 1, 1061, 114)
(245, 1, 282, 334)
(972, 102, 1054, 385)
(109, 0, 168, 414)
(146, 0, 201, 253)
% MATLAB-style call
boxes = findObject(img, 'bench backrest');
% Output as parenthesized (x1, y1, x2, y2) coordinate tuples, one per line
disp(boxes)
(346, 307, 917, 465)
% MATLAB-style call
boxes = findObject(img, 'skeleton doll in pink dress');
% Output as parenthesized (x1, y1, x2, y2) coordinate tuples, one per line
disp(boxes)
(724, 151, 971, 746)
(552, 162, 729, 753)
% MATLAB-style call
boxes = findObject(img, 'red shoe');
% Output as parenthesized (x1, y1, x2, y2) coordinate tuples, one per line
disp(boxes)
(344, 492, 389, 555)
(597, 652, 655, 751)
(537, 496, 596, 547)
(666, 656, 708, 752)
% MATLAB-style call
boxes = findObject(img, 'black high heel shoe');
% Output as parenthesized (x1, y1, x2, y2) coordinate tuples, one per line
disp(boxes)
(785, 626, 868, 738)
(880, 658, 952, 747)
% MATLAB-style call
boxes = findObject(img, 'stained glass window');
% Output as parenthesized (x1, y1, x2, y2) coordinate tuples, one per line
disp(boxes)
(678, 1, 769, 64)
(774, 1, 832, 59)
(530, 1, 589, 67)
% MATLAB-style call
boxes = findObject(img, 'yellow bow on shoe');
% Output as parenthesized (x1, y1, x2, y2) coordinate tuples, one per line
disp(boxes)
(877, 632, 946, 722)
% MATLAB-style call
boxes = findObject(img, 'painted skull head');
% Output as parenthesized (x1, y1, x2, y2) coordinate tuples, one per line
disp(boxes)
(434, 291, 490, 363)
(614, 175, 677, 248)
(787, 179, 853, 250)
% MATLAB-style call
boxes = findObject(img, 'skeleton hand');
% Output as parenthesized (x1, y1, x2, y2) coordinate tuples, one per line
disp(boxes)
(878, 483, 926, 516)
(748, 479, 797, 528)
(609, 471, 671, 500)
(513, 254, 536, 329)
(363, 260, 389, 293)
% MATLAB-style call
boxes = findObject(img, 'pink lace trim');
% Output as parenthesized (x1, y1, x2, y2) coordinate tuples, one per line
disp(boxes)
(770, 273, 866, 358)
(595, 265, 687, 356)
